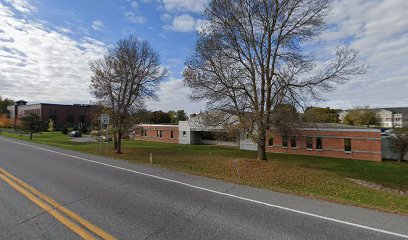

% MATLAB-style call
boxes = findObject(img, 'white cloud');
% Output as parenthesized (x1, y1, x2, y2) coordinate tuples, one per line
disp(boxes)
(4, 0, 35, 13)
(310, 0, 408, 109)
(0, 2, 106, 104)
(124, 11, 146, 24)
(146, 78, 204, 113)
(161, 0, 208, 13)
(91, 20, 104, 31)
(160, 13, 172, 22)
(129, 1, 138, 10)
(164, 14, 205, 32)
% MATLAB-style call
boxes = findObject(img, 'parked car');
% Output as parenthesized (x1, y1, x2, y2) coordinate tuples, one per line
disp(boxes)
(69, 130, 81, 137)
(97, 135, 112, 142)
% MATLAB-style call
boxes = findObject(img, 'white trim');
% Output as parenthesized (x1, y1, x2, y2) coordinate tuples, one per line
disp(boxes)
(140, 124, 179, 128)
(301, 128, 380, 133)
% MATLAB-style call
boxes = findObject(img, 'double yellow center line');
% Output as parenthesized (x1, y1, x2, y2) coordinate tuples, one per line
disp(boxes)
(0, 167, 116, 240)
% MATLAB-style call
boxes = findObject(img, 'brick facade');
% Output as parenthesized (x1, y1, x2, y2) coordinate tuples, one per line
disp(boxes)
(264, 129, 382, 161)
(134, 125, 179, 144)
(7, 102, 94, 129)
(136, 123, 382, 162)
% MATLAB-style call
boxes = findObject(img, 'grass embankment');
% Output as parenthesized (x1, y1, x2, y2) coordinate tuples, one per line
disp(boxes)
(1, 130, 408, 215)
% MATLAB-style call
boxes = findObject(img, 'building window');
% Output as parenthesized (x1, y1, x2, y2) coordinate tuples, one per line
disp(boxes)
(307, 137, 313, 149)
(282, 136, 288, 148)
(290, 136, 296, 148)
(344, 138, 352, 152)
(79, 115, 86, 123)
(183, 131, 186, 137)
(316, 137, 323, 150)
(157, 130, 162, 138)
(66, 115, 74, 128)
(143, 129, 147, 137)
(268, 136, 273, 146)
(171, 131, 174, 139)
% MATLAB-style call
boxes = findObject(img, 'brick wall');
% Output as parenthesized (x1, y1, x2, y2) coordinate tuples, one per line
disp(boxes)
(265, 129, 382, 161)
(135, 125, 179, 144)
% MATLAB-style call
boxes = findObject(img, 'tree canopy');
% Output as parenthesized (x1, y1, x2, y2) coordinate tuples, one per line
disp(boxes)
(342, 108, 380, 127)
(90, 35, 167, 153)
(20, 113, 46, 140)
(303, 107, 340, 123)
(0, 96, 14, 114)
(184, 0, 366, 160)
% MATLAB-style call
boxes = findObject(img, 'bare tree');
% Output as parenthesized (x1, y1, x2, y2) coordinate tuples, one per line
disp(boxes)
(184, 0, 366, 160)
(392, 128, 408, 163)
(90, 35, 167, 154)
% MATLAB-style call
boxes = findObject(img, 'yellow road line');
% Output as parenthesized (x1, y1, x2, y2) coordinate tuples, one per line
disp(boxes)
(0, 172, 96, 239)
(0, 167, 116, 240)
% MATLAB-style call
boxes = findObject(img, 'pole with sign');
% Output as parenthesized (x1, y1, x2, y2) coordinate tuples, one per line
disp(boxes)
(100, 114, 109, 155)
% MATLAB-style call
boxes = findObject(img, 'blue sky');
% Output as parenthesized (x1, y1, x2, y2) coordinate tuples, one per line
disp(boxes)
(18, 0, 201, 79)
(0, 0, 407, 113)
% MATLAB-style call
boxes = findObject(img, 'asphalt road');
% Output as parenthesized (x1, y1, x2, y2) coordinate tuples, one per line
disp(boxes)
(0, 136, 407, 240)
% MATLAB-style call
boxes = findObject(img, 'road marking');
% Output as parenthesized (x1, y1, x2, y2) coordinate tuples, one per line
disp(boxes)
(0, 167, 116, 240)
(1, 137, 408, 239)
(0, 170, 96, 240)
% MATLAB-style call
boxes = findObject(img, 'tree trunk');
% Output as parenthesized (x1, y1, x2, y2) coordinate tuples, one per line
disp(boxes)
(399, 152, 403, 163)
(116, 131, 122, 154)
(29, 132, 33, 140)
(113, 134, 118, 150)
(257, 140, 267, 160)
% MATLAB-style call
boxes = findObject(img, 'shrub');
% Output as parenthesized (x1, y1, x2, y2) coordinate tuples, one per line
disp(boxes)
(61, 126, 68, 134)
(80, 126, 88, 134)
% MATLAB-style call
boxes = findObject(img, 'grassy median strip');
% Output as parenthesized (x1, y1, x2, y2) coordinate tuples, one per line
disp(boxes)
(0, 167, 116, 240)
(1, 131, 408, 215)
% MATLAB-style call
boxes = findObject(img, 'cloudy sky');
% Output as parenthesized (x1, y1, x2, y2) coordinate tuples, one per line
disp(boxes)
(0, 0, 407, 113)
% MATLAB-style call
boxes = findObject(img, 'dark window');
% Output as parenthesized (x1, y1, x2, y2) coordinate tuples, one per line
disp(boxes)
(344, 138, 352, 152)
(183, 131, 186, 137)
(143, 129, 147, 137)
(79, 115, 86, 123)
(316, 137, 323, 150)
(268, 136, 274, 146)
(66, 115, 74, 127)
(307, 137, 313, 149)
(291, 136, 297, 148)
(171, 131, 174, 139)
(157, 130, 162, 138)
(282, 136, 288, 148)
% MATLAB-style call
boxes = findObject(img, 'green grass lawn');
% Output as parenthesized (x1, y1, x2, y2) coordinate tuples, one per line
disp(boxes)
(1, 130, 408, 215)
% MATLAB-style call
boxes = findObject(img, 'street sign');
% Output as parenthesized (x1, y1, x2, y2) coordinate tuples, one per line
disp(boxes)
(101, 114, 109, 125)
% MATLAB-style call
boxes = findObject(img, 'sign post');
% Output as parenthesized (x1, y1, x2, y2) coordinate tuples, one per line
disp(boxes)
(100, 114, 109, 155)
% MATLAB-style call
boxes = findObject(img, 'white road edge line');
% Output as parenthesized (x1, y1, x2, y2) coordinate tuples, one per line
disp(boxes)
(1, 137, 407, 239)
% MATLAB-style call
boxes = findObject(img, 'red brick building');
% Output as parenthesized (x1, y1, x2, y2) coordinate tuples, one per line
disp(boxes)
(135, 122, 382, 162)
(134, 124, 179, 144)
(262, 125, 382, 161)
(7, 100, 94, 129)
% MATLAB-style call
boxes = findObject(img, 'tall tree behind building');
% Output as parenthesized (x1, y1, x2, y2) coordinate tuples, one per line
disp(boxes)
(343, 107, 380, 127)
(303, 107, 340, 123)
(0, 96, 14, 114)
(90, 35, 167, 154)
(184, 0, 366, 160)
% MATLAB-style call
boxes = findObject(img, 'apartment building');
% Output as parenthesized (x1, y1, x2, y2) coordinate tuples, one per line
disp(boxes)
(376, 108, 408, 128)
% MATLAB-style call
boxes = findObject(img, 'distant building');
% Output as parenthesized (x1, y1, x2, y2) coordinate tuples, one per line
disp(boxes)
(339, 107, 408, 128)
(375, 108, 408, 128)
(134, 118, 382, 162)
(7, 100, 94, 129)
